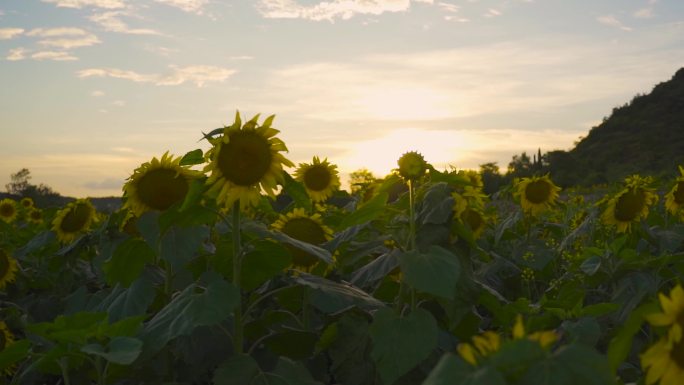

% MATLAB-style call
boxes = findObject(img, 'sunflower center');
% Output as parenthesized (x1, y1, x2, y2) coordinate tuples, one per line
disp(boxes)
(614, 189, 645, 222)
(0, 204, 15, 218)
(59, 202, 92, 233)
(30, 210, 42, 221)
(304, 165, 332, 192)
(670, 338, 684, 369)
(280, 217, 327, 267)
(461, 208, 484, 232)
(136, 168, 189, 211)
(524, 180, 552, 204)
(674, 182, 684, 205)
(217, 131, 272, 186)
(0, 251, 9, 280)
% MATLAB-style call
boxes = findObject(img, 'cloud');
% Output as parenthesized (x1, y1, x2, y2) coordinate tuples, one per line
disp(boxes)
(437, 2, 459, 13)
(42, 0, 126, 9)
(633, 8, 653, 18)
(484, 8, 501, 17)
(256, 0, 432, 21)
(154, 0, 208, 14)
(89, 12, 161, 35)
(31, 51, 79, 61)
(38, 33, 100, 49)
(82, 177, 124, 190)
(0, 28, 24, 40)
(6, 47, 28, 61)
(77, 65, 237, 87)
(597, 15, 632, 31)
(112, 100, 126, 106)
(91, 90, 105, 96)
(26, 27, 89, 37)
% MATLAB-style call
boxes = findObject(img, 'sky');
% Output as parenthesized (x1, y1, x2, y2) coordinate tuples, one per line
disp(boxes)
(1, 0, 683, 197)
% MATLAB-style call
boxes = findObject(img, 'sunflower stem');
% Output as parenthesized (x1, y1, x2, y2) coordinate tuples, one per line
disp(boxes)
(408, 179, 417, 312)
(232, 200, 244, 354)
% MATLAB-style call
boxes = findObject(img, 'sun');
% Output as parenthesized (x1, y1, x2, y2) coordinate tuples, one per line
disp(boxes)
(339, 128, 471, 179)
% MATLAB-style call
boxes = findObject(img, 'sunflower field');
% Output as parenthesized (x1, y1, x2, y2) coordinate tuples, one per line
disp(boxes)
(1, 112, 684, 385)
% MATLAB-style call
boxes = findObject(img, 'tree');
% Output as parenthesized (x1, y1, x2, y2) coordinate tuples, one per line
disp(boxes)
(6, 168, 31, 195)
(348, 168, 377, 194)
(479, 162, 504, 195)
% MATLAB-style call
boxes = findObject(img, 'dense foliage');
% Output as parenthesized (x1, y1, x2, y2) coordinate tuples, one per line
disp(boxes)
(1, 113, 683, 385)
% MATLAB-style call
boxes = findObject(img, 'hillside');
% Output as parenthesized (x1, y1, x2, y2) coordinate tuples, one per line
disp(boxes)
(552, 67, 684, 185)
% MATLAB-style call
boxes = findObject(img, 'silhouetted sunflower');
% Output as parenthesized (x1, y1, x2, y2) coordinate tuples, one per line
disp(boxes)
(294, 156, 340, 202)
(272, 208, 333, 268)
(665, 166, 684, 219)
(52, 199, 96, 243)
(396, 151, 427, 181)
(602, 176, 657, 233)
(0, 249, 18, 290)
(515, 175, 560, 215)
(19, 197, 33, 209)
(27, 208, 43, 225)
(205, 112, 293, 209)
(123, 152, 202, 216)
(0, 199, 17, 223)
(0, 321, 15, 375)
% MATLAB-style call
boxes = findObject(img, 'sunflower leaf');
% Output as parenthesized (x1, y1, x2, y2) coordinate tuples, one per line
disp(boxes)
(398, 246, 461, 299)
(282, 172, 312, 212)
(369, 307, 438, 385)
(339, 192, 388, 230)
(103, 238, 155, 287)
(179, 148, 204, 166)
(423, 353, 506, 385)
(0, 340, 31, 372)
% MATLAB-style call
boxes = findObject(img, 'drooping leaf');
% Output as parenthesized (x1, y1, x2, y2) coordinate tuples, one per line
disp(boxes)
(351, 249, 400, 288)
(81, 336, 142, 365)
(369, 308, 438, 385)
(292, 273, 385, 313)
(398, 246, 461, 299)
(339, 192, 388, 230)
(103, 238, 155, 287)
(160, 225, 208, 271)
(241, 240, 291, 290)
(607, 302, 659, 373)
(92, 271, 156, 322)
(179, 148, 204, 166)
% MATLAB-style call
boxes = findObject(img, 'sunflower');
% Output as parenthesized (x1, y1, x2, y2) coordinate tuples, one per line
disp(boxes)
(0, 249, 18, 290)
(119, 210, 140, 237)
(646, 285, 684, 342)
(512, 314, 558, 348)
(396, 151, 428, 182)
(294, 156, 340, 202)
(0, 321, 15, 376)
(515, 175, 560, 215)
(457, 331, 501, 365)
(26, 208, 43, 225)
(123, 152, 202, 216)
(19, 197, 33, 209)
(665, 166, 684, 219)
(52, 199, 96, 244)
(602, 177, 657, 233)
(272, 208, 333, 268)
(641, 336, 684, 385)
(205, 112, 294, 209)
(0, 199, 17, 223)
(460, 207, 486, 238)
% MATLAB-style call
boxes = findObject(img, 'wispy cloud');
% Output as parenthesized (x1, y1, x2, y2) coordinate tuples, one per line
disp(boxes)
(597, 15, 632, 31)
(256, 0, 431, 21)
(634, 0, 657, 19)
(38, 33, 100, 49)
(83, 177, 124, 190)
(42, 0, 126, 9)
(89, 12, 161, 35)
(77, 65, 237, 87)
(91, 90, 105, 97)
(437, 2, 459, 13)
(32, 51, 79, 61)
(6, 47, 28, 61)
(154, 0, 208, 14)
(0, 28, 24, 40)
(484, 8, 501, 18)
(27, 27, 90, 37)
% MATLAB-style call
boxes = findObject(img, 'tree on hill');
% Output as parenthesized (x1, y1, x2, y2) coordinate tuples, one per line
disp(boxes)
(5, 168, 63, 206)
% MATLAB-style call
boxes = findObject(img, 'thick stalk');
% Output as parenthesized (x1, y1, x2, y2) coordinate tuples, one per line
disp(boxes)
(408, 179, 417, 311)
(232, 200, 243, 353)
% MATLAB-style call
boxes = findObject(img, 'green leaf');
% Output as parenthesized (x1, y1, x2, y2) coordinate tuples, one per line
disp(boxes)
(213, 354, 262, 385)
(580, 303, 619, 317)
(241, 240, 291, 290)
(14, 230, 55, 258)
(160, 225, 208, 271)
(180, 178, 208, 211)
(282, 172, 312, 212)
(350, 249, 400, 288)
(92, 272, 156, 322)
(81, 336, 142, 365)
(398, 246, 461, 299)
(139, 273, 239, 358)
(417, 183, 453, 225)
(179, 148, 204, 166)
(292, 273, 385, 313)
(519, 343, 615, 385)
(271, 358, 322, 385)
(339, 192, 388, 230)
(580, 255, 601, 276)
(264, 329, 318, 360)
(422, 353, 506, 385)
(369, 308, 438, 385)
(244, 222, 333, 265)
(323, 313, 375, 385)
(0, 340, 31, 371)
(607, 302, 659, 373)
(561, 317, 601, 346)
(28, 312, 108, 345)
(103, 238, 155, 287)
